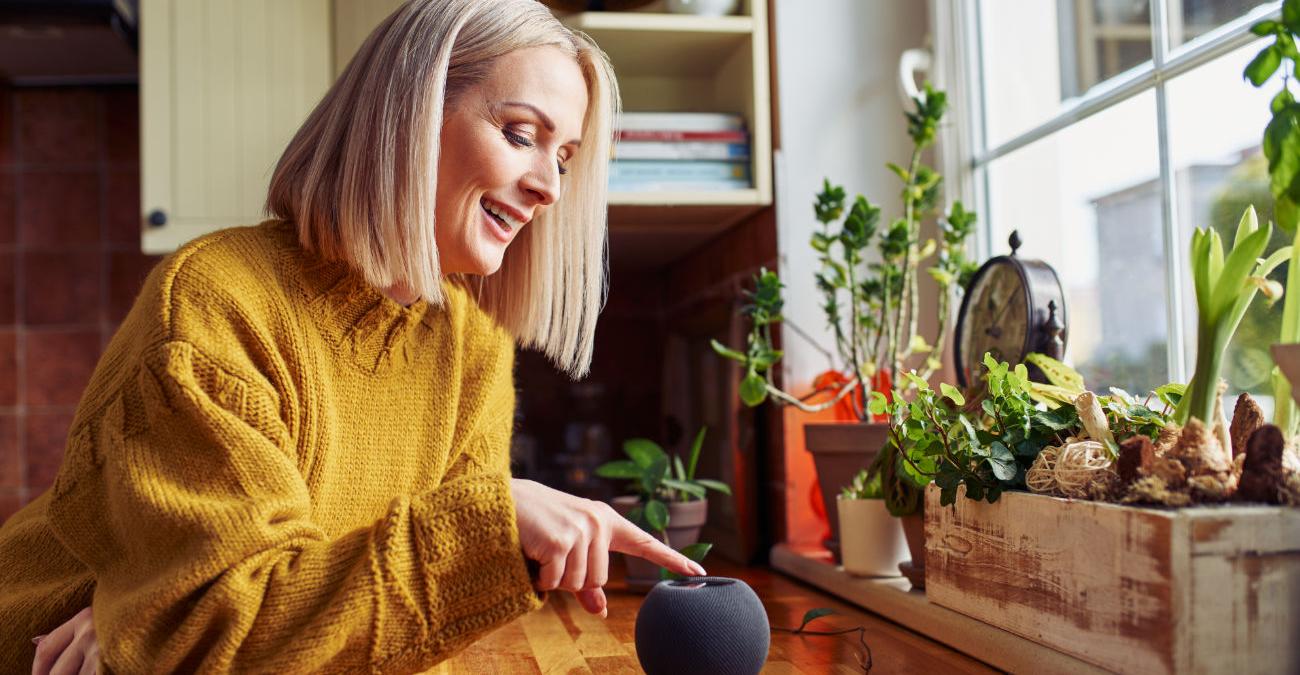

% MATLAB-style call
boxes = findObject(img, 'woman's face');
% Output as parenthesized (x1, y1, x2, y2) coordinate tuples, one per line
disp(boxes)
(434, 46, 589, 276)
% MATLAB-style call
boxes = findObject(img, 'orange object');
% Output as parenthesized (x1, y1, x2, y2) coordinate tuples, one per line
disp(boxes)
(811, 368, 893, 423)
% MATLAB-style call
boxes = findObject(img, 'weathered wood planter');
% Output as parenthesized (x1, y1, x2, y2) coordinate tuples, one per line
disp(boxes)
(925, 484, 1300, 674)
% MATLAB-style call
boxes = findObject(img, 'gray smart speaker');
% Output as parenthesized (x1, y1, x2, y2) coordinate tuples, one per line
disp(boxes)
(633, 577, 770, 675)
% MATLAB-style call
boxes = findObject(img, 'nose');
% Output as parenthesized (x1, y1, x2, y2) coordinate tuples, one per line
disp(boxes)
(520, 157, 560, 207)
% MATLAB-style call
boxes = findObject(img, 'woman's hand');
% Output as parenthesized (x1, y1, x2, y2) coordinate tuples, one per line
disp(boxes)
(509, 479, 707, 617)
(32, 606, 98, 675)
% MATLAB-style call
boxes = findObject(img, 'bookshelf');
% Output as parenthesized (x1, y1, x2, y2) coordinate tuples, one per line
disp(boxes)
(557, 1, 773, 267)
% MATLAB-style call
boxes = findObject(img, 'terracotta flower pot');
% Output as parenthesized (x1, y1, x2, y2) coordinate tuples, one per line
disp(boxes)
(611, 495, 708, 592)
(898, 511, 926, 589)
(836, 495, 907, 577)
(804, 422, 890, 562)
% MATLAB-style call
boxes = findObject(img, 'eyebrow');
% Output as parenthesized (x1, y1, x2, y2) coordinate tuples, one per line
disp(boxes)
(496, 101, 582, 147)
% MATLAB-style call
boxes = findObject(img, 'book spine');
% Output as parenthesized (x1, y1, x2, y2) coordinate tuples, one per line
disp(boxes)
(618, 129, 749, 142)
(611, 160, 751, 182)
(614, 141, 751, 161)
(619, 112, 745, 131)
(609, 180, 752, 192)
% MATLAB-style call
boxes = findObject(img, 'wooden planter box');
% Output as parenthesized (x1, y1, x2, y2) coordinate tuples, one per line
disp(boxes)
(924, 484, 1300, 674)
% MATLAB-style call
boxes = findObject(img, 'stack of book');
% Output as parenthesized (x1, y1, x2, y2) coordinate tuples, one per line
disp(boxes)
(611, 112, 751, 192)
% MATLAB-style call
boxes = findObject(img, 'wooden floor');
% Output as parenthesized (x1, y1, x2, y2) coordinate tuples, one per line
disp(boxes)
(424, 556, 996, 674)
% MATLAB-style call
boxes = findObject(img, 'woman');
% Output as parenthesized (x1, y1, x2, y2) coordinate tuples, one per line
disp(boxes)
(1, 0, 705, 672)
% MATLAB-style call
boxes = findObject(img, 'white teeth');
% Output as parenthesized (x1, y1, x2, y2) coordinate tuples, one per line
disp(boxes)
(483, 200, 522, 230)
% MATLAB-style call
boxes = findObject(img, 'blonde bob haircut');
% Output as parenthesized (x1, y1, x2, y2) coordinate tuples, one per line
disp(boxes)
(266, 0, 619, 378)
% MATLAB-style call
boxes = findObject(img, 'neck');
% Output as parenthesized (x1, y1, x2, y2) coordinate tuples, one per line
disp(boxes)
(381, 283, 419, 307)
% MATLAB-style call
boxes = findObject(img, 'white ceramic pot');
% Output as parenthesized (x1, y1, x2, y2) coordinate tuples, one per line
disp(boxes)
(665, 0, 739, 17)
(836, 495, 908, 577)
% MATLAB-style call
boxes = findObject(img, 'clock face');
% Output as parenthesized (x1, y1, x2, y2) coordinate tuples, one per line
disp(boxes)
(959, 262, 1029, 382)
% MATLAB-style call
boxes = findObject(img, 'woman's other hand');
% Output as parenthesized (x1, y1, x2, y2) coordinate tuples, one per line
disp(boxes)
(509, 479, 707, 617)
(32, 606, 98, 675)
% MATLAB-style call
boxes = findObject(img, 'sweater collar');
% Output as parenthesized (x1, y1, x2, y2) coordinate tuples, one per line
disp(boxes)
(271, 221, 443, 371)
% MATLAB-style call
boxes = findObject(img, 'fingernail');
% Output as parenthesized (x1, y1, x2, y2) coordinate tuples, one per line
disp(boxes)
(600, 606, 608, 619)
(31, 634, 45, 645)
(692, 563, 707, 576)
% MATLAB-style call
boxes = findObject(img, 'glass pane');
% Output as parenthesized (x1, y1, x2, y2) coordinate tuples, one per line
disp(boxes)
(1167, 40, 1284, 411)
(985, 91, 1167, 393)
(1168, 0, 1275, 51)
(980, 0, 1153, 148)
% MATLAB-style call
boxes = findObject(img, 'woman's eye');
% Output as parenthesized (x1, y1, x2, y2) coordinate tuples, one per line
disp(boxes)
(503, 128, 533, 148)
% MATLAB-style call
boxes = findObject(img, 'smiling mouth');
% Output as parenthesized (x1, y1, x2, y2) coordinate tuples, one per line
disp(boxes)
(481, 198, 524, 234)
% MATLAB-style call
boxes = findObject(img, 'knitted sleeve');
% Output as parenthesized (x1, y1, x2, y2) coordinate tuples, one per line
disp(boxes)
(46, 340, 543, 674)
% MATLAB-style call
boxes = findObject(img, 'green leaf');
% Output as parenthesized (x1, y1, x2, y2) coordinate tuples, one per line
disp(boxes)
(595, 460, 642, 479)
(662, 478, 707, 500)
(687, 426, 707, 480)
(987, 441, 1017, 481)
(940, 382, 966, 406)
(902, 370, 929, 390)
(641, 456, 669, 496)
(868, 391, 890, 415)
(1024, 353, 1085, 392)
(1286, 0, 1300, 33)
(740, 369, 767, 407)
(798, 608, 837, 632)
(1245, 45, 1282, 86)
(1209, 222, 1272, 321)
(694, 478, 733, 495)
(1251, 19, 1280, 36)
(673, 455, 686, 482)
(710, 339, 747, 363)
(644, 499, 669, 532)
(624, 438, 667, 468)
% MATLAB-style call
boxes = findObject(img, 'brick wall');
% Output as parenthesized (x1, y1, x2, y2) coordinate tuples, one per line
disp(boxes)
(0, 84, 157, 520)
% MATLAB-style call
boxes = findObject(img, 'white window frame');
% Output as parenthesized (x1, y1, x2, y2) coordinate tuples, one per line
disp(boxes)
(931, 0, 1283, 384)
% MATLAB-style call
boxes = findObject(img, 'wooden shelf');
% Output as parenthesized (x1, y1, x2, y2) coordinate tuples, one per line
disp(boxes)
(769, 543, 1108, 675)
(610, 188, 763, 206)
(561, 12, 752, 79)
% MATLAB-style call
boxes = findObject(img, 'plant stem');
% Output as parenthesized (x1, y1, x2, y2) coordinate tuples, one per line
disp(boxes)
(891, 146, 924, 378)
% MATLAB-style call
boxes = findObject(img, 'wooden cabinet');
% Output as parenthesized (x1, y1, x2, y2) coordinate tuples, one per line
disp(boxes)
(140, 0, 772, 264)
(140, 0, 332, 253)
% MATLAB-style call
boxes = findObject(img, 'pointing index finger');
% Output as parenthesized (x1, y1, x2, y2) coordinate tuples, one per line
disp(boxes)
(610, 517, 707, 577)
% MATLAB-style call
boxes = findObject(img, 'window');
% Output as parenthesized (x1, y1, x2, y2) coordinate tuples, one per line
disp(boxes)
(949, 0, 1285, 406)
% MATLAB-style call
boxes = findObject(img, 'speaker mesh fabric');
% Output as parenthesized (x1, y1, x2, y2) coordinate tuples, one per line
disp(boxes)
(634, 577, 770, 675)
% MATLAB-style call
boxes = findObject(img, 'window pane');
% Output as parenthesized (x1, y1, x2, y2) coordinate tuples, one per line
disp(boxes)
(985, 91, 1167, 393)
(1168, 0, 1275, 51)
(980, 0, 1153, 148)
(1167, 40, 1285, 409)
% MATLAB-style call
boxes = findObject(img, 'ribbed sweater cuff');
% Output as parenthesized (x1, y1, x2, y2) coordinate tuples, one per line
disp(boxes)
(372, 472, 542, 670)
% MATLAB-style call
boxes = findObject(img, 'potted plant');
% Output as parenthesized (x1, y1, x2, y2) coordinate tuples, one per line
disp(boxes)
(836, 468, 908, 577)
(712, 82, 978, 561)
(596, 426, 731, 591)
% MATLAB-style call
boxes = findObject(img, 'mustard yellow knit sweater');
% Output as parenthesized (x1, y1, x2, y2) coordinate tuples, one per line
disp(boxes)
(0, 220, 543, 673)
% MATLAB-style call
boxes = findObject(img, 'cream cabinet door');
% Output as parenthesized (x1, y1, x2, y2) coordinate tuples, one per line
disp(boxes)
(140, 0, 332, 253)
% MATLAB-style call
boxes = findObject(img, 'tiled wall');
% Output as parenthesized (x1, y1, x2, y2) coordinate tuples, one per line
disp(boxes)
(0, 84, 157, 520)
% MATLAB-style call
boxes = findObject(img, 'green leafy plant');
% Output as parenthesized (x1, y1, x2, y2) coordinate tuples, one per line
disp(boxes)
(595, 427, 731, 533)
(872, 353, 1177, 508)
(1174, 207, 1291, 427)
(712, 83, 979, 418)
(840, 468, 884, 500)
(1245, 7, 1300, 437)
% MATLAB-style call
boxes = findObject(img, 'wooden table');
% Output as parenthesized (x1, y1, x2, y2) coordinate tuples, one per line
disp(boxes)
(425, 557, 996, 674)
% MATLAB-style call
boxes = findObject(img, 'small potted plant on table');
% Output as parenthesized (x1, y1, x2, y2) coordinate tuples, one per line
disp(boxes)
(836, 468, 908, 577)
(712, 83, 979, 563)
(597, 427, 730, 591)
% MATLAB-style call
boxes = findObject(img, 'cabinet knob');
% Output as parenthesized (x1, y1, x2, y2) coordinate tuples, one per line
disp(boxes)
(147, 209, 167, 228)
